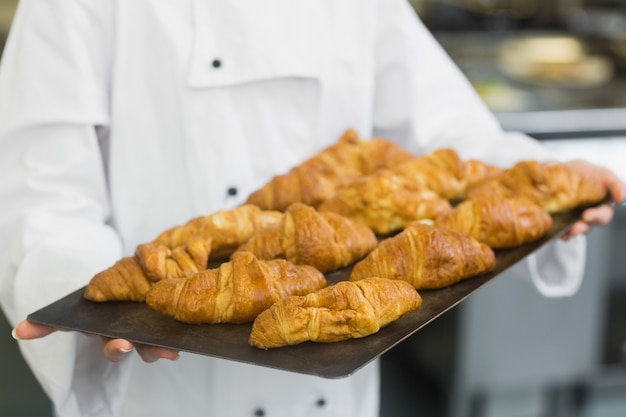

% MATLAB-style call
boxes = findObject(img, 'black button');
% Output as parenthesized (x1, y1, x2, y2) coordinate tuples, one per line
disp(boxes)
(227, 187, 238, 196)
(316, 397, 326, 407)
(212, 58, 222, 68)
(253, 408, 265, 417)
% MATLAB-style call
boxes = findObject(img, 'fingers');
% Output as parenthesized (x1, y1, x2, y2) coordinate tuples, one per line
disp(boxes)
(102, 338, 135, 363)
(560, 221, 590, 241)
(101, 337, 179, 363)
(14, 321, 180, 364)
(609, 178, 626, 205)
(12, 320, 58, 340)
(601, 167, 626, 204)
(561, 204, 614, 241)
(566, 159, 626, 204)
(135, 344, 180, 363)
(582, 204, 614, 225)
(560, 159, 625, 242)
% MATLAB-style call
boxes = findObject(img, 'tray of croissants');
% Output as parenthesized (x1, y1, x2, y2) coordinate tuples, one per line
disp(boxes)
(27, 129, 608, 378)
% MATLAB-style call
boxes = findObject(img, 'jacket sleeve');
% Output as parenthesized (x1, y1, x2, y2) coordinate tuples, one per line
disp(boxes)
(0, 1, 133, 416)
(370, 0, 555, 165)
(370, 0, 585, 297)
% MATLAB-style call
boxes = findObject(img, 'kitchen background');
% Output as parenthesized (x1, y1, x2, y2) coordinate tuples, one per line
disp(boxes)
(1, 1, 624, 416)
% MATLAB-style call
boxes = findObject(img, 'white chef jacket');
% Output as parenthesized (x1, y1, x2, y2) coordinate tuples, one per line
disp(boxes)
(0, 1, 586, 416)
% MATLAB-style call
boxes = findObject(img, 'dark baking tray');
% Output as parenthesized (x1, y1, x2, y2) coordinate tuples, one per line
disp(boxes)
(27, 208, 586, 379)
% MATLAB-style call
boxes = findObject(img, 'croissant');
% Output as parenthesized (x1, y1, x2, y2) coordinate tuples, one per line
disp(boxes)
(350, 222, 495, 289)
(83, 256, 154, 302)
(135, 238, 213, 281)
(434, 196, 553, 249)
(357, 134, 419, 175)
(318, 169, 452, 235)
(522, 161, 607, 212)
(145, 251, 327, 324)
(236, 202, 379, 273)
(248, 277, 422, 349)
(83, 237, 212, 302)
(461, 159, 504, 194)
(245, 129, 416, 211)
(84, 205, 282, 303)
(390, 148, 466, 201)
(467, 160, 607, 213)
(154, 204, 283, 257)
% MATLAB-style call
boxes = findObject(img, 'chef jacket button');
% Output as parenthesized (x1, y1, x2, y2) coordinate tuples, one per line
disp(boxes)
(226, 187, 238, 196)
(316, 397, 326, 407)
(253, 408, 265, 416)
(211, 58, 222, 69)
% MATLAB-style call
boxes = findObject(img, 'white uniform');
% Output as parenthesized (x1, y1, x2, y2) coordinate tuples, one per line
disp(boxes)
(0, 1, 585, 416)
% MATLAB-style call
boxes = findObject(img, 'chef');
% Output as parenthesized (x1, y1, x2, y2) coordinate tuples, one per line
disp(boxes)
(1, 1, 624, 417)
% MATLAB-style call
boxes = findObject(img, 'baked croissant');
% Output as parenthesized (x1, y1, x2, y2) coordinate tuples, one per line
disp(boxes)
(135, 238, 213, 281)
(390, 148, 466, 201)
(434, 196, 553, 249)
(84, 205, 282, 302)
(467, 160, 607, 213)
(84, 256, 154, 302)
(357, 134, 419, 175)
(248, 277, 422, 349)
(145, 251, 327, 324)
(461, 159, 504, 194)
(84, 238, 213, 303)
(154, 204, 283, 258)
(317, 169, 452, 235)
(350, 222, 496, 289)
(245, 129, 416, 211)
(236, 202, 379, 273)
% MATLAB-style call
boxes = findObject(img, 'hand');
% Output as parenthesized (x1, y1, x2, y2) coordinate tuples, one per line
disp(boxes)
(12, 320, 179, 363)
(561, 160, 626, 241)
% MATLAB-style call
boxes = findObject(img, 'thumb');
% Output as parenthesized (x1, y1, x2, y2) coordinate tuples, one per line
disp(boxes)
(12, 320, 58, 340)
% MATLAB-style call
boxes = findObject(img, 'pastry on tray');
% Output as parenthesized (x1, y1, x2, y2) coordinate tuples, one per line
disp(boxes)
(350, 222, 496, 290)
(434, 195, 553, 249)
(245, 129, 416, 211)
(317, 168, 452, 235)
(248, 277, 422, 349)
(145, 251, 327, 324)
(236, 202, 378, 273)
(84, 204, 284, 302)
(466, 160, 607, 213)
(153, 203, 283, 257)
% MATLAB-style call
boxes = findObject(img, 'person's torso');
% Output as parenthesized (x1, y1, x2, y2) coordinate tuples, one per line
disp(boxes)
(119, 354, 380, 417)
(105, 3, 383, 416)
(106, 0, 380, 252)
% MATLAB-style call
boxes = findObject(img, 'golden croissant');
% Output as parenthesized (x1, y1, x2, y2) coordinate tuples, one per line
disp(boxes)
(83, 256, 154, 302)
(318, 169, 452, 235)
(248, 277, 422, 349)
(461, 159, 503, 193)
(245, 129, 416, 211)
(350, 222, 495, 289)
(135, 238, 213, 281)
(434, 196, 553, 249)
(84, 238, 213, 303)
(84, 205, 283, 302)
(237, 202, 379, 273)
(467, 160, 607, 213)
(389, 149, 504, 201)
(390, 148, 466, 200)
(154, 204, 283, 257)
(145, 251, 327, 324)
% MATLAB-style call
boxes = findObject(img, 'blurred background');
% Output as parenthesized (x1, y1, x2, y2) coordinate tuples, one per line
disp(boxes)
(1, 1, 625, 416)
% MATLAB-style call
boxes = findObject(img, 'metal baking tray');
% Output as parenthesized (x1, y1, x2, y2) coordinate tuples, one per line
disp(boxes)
(27, 208, 586, 379)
